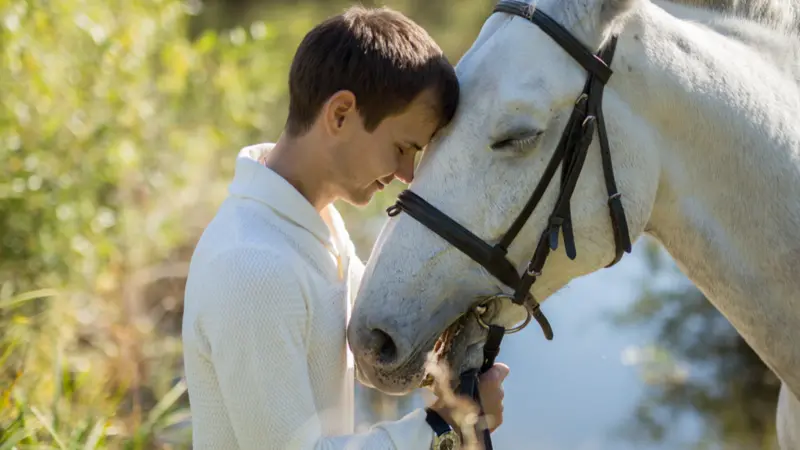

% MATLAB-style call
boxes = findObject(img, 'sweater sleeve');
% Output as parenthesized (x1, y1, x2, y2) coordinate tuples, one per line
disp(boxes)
(201, 247, 434, 450)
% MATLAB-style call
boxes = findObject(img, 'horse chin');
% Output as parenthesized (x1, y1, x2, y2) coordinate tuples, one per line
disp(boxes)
(418, 313, 491, 390)
(414, 299, 528, 391)
(430, 297, 532, 381)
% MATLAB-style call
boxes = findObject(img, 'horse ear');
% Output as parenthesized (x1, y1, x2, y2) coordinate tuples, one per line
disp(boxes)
(599, 0, 638, 26)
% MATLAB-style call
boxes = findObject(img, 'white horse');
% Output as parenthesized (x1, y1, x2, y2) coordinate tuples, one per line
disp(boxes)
(346, 0, 800, 447)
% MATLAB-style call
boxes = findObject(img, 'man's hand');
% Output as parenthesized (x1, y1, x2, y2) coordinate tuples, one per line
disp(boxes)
(429, 362, 510, 436)
(477, 363, 509, 432)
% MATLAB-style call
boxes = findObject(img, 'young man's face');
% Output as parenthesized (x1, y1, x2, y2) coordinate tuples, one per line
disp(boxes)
(331, 89, 442, 206)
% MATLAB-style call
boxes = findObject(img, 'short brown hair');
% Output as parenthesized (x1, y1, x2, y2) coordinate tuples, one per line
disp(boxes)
(284, 6, 459, 137)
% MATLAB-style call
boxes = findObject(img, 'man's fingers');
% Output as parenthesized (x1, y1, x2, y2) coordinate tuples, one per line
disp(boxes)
(492, 362, 510, 381)
(480, 362, 510, 383)
(483, 412, 503, 432)
(473, 363, 509, 435)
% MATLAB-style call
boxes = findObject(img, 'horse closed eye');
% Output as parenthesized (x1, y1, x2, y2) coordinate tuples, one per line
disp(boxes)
(490, 130, 544, 152)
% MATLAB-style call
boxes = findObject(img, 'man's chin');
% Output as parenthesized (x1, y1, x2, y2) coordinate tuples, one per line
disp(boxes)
(340, 188, 376, 207)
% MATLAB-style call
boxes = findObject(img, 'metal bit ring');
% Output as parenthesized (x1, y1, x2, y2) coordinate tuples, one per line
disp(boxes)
(473, 294, 533, 335)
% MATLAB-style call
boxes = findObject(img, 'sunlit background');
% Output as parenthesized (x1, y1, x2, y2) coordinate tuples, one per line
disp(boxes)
(1, 0, 780, 448)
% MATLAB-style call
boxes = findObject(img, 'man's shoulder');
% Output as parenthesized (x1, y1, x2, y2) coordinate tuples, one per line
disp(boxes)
(184, 243, 311, 349)
(195, 241, 303, 292)
(188, 208, 305, 293)
(185, 242, 310, 324)
(193, 193, 296, 264)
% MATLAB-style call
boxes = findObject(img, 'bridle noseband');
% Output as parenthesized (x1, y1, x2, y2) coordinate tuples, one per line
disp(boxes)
(385, 1, 633, 448)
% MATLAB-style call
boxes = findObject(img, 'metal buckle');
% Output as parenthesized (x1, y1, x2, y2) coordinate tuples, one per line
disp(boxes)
(526, 262, 542, 277)
(386, 204, 402, 217)
(473, 294, 533, 334)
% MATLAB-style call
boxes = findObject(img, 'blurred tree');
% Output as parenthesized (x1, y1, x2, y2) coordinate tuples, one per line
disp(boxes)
(188, 0, 496, 58)
(612, 239, 781, 449)
(0, 0, 331, 445)
(188, 0, 462, 36)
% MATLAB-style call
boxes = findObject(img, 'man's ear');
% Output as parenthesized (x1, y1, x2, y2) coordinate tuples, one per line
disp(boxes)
(322, 90, 358, 137)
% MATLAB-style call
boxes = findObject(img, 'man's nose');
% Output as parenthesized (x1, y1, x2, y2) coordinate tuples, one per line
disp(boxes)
(394, 156, 415, 184)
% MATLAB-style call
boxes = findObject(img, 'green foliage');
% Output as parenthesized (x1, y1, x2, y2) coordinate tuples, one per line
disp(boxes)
(613, 239, 780, 449)
(0, 0, 335, 446)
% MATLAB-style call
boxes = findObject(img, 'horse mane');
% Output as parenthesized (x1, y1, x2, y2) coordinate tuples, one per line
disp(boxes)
(665, 0, 800, 33)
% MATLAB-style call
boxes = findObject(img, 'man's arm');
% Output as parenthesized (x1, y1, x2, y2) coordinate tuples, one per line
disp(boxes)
(199, 247, 434, 450)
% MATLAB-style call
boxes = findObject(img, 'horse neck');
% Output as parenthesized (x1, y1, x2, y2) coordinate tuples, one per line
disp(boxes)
(609, 1, 800, 392)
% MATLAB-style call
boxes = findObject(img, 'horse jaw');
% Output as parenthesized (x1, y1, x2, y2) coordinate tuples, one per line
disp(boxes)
(348, 0, 654, 394)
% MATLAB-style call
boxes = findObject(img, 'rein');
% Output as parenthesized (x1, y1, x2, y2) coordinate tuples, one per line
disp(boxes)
(457, 324, 505, 449)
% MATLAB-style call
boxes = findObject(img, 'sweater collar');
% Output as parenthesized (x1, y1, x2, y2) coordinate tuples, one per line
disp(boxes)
(229, 143, 338, 253)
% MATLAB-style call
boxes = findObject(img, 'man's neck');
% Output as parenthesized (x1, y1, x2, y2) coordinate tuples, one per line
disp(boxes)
(263, 133, 337, 212)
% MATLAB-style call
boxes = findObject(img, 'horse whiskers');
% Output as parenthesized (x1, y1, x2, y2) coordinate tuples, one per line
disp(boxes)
(420, 316, 466, 387)
(423, 352, 486, 450)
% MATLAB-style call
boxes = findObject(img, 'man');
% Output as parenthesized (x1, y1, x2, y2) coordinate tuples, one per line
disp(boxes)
(182, 5, 509, 449)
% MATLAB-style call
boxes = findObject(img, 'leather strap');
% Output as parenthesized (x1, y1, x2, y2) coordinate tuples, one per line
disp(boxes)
(594, 37, 633, 267)
(388, 192, 522, 289)
(480, 325, 505, 373)
(457, 325, 505, 450)
(493, 1, 613, 83)
(424, 408, 453, 437)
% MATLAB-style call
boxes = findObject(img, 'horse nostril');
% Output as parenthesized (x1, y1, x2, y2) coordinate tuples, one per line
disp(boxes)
(368, 328, 398, 365)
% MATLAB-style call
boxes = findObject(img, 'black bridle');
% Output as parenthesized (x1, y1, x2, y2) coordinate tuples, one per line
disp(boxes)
(385, 1, 633, 448)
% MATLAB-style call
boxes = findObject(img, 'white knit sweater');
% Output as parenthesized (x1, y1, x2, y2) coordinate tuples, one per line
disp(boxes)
(182, 143, 434, 450)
